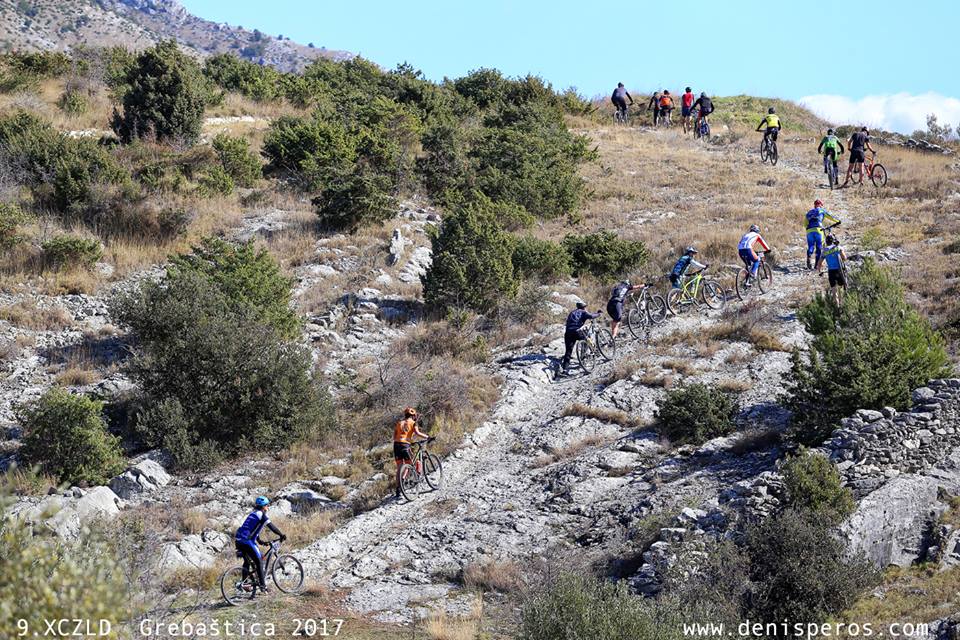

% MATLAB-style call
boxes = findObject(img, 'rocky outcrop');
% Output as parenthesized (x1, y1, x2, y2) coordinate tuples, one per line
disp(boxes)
(157, 530, 232, 571)
(109, 459, 172, 499)
(11, 486, 124, 539)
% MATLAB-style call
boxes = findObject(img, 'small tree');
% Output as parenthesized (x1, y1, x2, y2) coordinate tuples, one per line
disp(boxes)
(0, 202, 30, 250)
(16, 389, 124, 486)
(111, 41, 208, 145)
(212, 133, 261, 187)
(41, 235, 103, 271)
(656, 383, 737, 445)
(562, 231, 648, 282)
(422, 200, 519, 314)
(780, 450, 855, 525)
(512, 235, 571, 281)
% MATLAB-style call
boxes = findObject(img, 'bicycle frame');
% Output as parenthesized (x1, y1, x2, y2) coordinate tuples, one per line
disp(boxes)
(677, 271, 704, 302)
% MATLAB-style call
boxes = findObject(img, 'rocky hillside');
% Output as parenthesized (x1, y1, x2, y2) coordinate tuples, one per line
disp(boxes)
(0, 0, 349, 70)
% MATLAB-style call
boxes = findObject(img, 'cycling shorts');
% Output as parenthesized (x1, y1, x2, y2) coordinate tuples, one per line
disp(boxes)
(828, 268, 846, 287)
(606, 299, 624, 322)
(393, 442, 413, 462)
(738, 247, 758, 268)
(613, 97, 628, 111)
(849, 150, 865, 163)
(681, 106, 692, 117)
(669, 273, 682, 289)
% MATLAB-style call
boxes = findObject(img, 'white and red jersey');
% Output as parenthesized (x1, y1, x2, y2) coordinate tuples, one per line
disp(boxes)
(738, 232, 770, 252)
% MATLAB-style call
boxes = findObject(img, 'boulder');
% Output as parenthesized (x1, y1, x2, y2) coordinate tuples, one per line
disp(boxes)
(109, 459, 172, 499)
(158, 530, 232, 571)
(398, 247, 432, 283)
(278, 482, 332, 513)
(387, 228, 407, 266)
(14, 486, 124, 539)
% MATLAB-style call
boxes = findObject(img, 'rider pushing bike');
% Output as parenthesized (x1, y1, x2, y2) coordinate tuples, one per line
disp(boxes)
(394, 407, 429, 498)
(560, 302, 601, 377)
(804, 199, 840, 271)
(670, 246, 707, 289)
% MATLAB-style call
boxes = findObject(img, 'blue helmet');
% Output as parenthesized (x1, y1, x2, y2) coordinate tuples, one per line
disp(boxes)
(255, 496, 270, 508)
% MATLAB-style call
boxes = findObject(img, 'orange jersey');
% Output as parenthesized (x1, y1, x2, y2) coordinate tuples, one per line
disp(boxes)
(394, 418, 417, 443)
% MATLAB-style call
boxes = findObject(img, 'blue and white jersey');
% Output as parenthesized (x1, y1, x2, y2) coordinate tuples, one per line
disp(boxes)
(235, 509, 270, 543)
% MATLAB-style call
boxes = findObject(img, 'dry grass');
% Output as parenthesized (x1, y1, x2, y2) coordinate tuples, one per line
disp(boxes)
(424, 602, 483, 640)
(179, 509, 210, 535)
(0, 300, 74, 330)
(271, 510, 339, 547)
(561, 402, 644, 429)
(461, 558, 524, 593)
(839, 565, 960, 635)
(54, 366, 99, 386)
(639, 371, 676, 388)
(716, 378, 753, 393)
(599, 360, 641, 385)
(660, 358, 699, 375)
(534, 433, 612, 468)
(728, 428, 782, 454)
(0, 466, 60, 496)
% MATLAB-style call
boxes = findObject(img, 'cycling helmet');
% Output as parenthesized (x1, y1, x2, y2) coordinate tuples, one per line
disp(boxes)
(404, 407, 418, 418)
(685, 246, 698, 254)
(623, 279, 632, 287)
(826, 234, 837, 245)
(749, 224, 761, 233)
(827, 128, 834, 135)
(768, 107, 775, 114)
(861, 126, 869, 132)
(663, 90, 670, 95)
(618, 82, 624, 88)
(814, 199, 823, 208)
(575, 301, 587, 309)
(255, 496, 270, 508)
(700, 92, 707, 98)
(685, 87, 691, 92)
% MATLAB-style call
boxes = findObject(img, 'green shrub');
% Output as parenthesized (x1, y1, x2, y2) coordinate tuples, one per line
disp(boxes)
(422, 200, 519, 314)
(312, 169, 395, 232)
(112, 271, 331, 471)
(780, 451, 855, 525)
(744, 509, 880, 625)
(520, 572, 684, 640)
(168, 237, 300, 338)
(416, 121, 472, 198)
(0, 517, 128, 638)
(41, 236, 103, 271)
(0, 202, 30, 250)
(562, 231, 649, 282)
(785, 260, 950, 445)
(204, 53, 285, 102)
(111, 41, 209, 145)
(656, 383, 737, 445)
(57, 90, 88, 116)
(212, 133, 261, 187)
(196, 165, 234, 196)
(512, 236, 571, 281)
(942, 238, 960, 255)
(16, 388, 124, 486)
(262, 115, 357, 190)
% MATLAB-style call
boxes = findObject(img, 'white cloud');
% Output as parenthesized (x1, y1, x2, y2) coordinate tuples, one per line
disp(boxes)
(798, 92, 960, 136)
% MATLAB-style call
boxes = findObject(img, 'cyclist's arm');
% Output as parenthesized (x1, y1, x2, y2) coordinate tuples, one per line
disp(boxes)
(838, 141, 845, 153)
(626, 91, 633, 104)
(817, 139, 825, 153)
(756, 236, 771, 252)
(756, 119, 764, 131)
(866, 141, 877, 153)
(414, 425, 429, 439)
(690, 258, 707, 270)
(588, 311, 602, 319)
(264, 521, 286, 541)
(823, 212, 840, 226)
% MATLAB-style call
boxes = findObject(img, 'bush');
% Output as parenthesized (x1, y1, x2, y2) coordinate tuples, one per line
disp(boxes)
(261, 115, 356, 190)
(0, 517, 128, 638)
(16, 388, 124, 486)
(111, 41, 209, 145)
(196, 165, 234, 196)
(562, 231, 648, 282)
(785, 260, 950, 445)
(41, 236, 103, 271)
(520, 572, 684, 640)
(311, 169, 395, 233)
(656, 383, 737, 445)
(512, 236, 571, 281)
(169, 237, 300, 338)
(212, 133, 261, 187)
(57, 90, 88, 116)
(422, 200, 519, 314)
(204, 53, 285, 102)
(112, 271, 330, 471)
(780, 451, 855, 525)
(744, 509, 880, 625)
(0, 202, 30, 250)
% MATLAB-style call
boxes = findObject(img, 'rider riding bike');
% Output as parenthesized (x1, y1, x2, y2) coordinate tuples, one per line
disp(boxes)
(817, 128, 845, 180)
(691, 92, 714, 132)
(756, 107, 781, 146)
(681, 87, 695, 132)
(738, 224, 771, 286)
(607, 280, 644, 339)
(658, 90, 675, 124)
(560, 302, 600, 376)
(821, 234, 848, 305)
(805, 199, 840, 271)
(670, 247, 707, 289)
(235, 496, 286, 595)
(394, 407, 429, 498)
(611, 82, 634, 121)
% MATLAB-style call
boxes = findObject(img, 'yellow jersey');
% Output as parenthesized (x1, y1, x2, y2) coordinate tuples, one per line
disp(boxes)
(763, 114, 781, 128)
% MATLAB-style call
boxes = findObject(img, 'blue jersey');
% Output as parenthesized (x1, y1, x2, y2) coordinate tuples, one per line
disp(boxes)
(236, 509, 270, 542)
(806, 207, 838, 231)
(824, 245, 844, 270)
(565, 309, 599, 332)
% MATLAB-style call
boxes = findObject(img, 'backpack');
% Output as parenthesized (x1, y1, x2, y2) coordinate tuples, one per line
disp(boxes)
(659, 95, 672, 107)
(823, 135, 839, 151)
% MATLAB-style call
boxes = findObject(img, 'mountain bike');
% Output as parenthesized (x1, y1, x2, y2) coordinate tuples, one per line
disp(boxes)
(625, 283, 667, 339)
(863, 151, 887, 187)
(657, 106, 674, 128)
(735, 251, 774, 300)
(666, 268, 726, 315)
(397, 437, 443, 501)
(576, 319, 615, 373)
(220, 538, 305, 606)
(823, 154, 840, 189)
(760, 131, 778, 165)
(694, 113, 711, 139)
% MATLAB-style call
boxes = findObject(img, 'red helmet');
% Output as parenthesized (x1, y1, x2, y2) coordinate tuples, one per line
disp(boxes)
(814, 199, 823, 208)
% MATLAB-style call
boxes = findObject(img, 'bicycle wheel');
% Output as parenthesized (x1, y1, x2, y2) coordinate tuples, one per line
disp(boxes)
(735, 269, 755, 300)
(625, 305, 649, 339)
(398, 463, 420, 501)
(666, 288, 689, 315)
(596, 328, 616, 361)
(220, 566, 255, 606)
(576, 340, 595, 373)
(423, 453, 443, 491)
(648, 294, 667, 325)
(758, 262, 773, 292)
(760, 140, 769, 162)
(700, 281, 726, 310)
(870, 163, 887, 187)
(272, 555, 305, 594)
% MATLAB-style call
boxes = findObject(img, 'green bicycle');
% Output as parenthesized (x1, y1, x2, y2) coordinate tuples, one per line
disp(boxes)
(666, 267, 726, 315)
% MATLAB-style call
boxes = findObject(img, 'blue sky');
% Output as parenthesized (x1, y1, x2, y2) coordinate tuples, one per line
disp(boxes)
(183, 0, 958, 133)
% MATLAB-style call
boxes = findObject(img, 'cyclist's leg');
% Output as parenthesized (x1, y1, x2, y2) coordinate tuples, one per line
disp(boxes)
(607, 299, 624, 338)
(813, 231, 824, 270)
(806, 231, 817, 269)
(561, 331, 577, 371)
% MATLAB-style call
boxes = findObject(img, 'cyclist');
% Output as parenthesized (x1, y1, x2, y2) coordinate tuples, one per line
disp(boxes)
(394, 407, 428, 498)
(843, 127, 877, 187)
(821, 234, 848, 305)
(817, 128, 845, 182)
(658, 90, 674, 125)
(738, 224, 771, 286)
(611, 83, 634, 121)
(681, 87, 695, 133)
(755, 107, 781, 148)
(560, 301, 601, 376)
(804, 199, 840, 271)
(691, 92, 714, 133)
(647, 92, 662, 126)
(607, 280, 644, 339)
(235, 496, 286, 595)
(670, 246, 707, 289)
